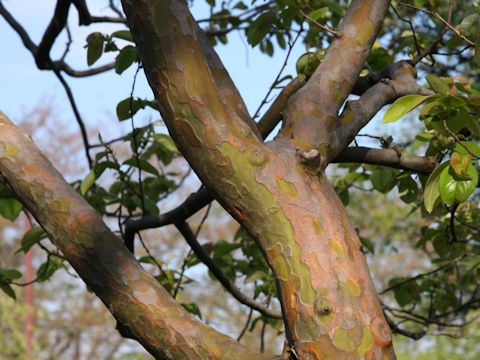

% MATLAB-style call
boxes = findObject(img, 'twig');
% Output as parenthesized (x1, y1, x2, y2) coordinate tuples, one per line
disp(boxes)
(173, 201, 212, 299)
(174, 221, 282, 319)
(398, 2, 475, 46)
(299, 10, 339, 37)
(53, 69, 93, 168)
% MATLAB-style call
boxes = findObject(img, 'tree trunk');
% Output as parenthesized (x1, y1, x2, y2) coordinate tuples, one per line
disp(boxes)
(121, 0, 396, 358)
(0, 0, 402, 357)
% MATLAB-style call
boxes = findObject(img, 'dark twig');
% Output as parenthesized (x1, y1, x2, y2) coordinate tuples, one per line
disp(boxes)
(174, 221, 282, 319)
(173, 201, 212, 299)
(237, 308, 254, 341)
(333, 146, 437, 174)
(53, 70, 93, 168)
(380, 254, 469, 295)
(0, 1, 115, 77)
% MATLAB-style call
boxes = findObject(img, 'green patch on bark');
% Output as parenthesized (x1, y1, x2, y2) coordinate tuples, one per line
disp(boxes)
(276, 177, 298, 198)
(312, 218, 323, 235)
(216, 141, 316, 305)
(332, 327, 356, 352)
(328, 239, 346, 256)
(357, 326, 374, 355)
(340, 278, 362, 297)
(356, 20, 375, 47)
(4, 143, 18, 157)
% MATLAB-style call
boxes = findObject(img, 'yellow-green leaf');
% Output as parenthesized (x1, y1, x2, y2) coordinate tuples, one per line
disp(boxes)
(424, 161, 449, 213)
(383, 95, 430, 123)
(80, 171, 96, 195)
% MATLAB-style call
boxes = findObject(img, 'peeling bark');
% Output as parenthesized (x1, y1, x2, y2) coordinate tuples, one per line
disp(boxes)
(121, 0, 396, 358)
(0, 113, 272, 360)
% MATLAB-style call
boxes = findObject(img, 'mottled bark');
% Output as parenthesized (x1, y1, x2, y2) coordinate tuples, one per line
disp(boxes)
(121, 0, 396, 358)
(281, 0, 392, 167)
(0, 113, 272, 360)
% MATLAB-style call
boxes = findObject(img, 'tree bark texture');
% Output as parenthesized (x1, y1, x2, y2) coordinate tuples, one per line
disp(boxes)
(121, 0, 395, 358)
(0, 0, 403, 357)
(0, 113, 272, 359)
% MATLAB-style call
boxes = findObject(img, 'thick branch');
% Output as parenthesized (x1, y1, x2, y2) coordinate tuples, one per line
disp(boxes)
(121, 0, 268, 231)
(329, 61, 433, 162)
(332, 146, 437, 174)
(0, 113, 272, 360)
(281, 0, 392, 146)
(256, 79, 304, 138)
(175, 221, 282, 319)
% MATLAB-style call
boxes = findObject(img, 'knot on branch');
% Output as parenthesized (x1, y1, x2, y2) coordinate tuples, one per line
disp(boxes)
(298, 148, 326, 174)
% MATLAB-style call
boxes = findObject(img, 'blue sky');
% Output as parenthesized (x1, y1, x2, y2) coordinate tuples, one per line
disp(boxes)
(0, 0, 304, 144)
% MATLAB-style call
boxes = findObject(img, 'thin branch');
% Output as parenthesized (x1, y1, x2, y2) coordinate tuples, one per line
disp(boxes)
(237, 308, 254, 341)
(256, 78, 304, 139)
(35, 0, 71, 69)
(328, 61, 433, 165)
(173, 201, 212, 299)
(175, 221, 282, 319)
(380, 254, 469, 295)
(252, 28, 303, 122)
(332, 146, 437, 174)
(299, 9, 339, 36)
(0, 1, 115, 77)
(53, 70, 93, 168)
(398, 2, 475, 46)
(124, 188, 213, 252)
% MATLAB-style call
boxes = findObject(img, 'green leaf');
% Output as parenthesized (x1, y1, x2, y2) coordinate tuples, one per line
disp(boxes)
(424, 161, 449, 213)
(382, 95, 430, 123)
(116, 97, 148, 121)
(37, 258, 63, 282)
(458, 14, 480, 40)
(398, 175, 418, 203)
(115, 45, 138, 74)
(80, 171, 96, 195)
(213, 240, 240, 258)
(0, 268, 22, 281)
(370, 167, 397, 193)
(426, 74, 450, 95)
(308, 7, 329, 21)
(394, 286, 412, 307)
(181, 303, 202, 319)
(0, 198, 22, 221)
(454, 141, 480, 157)
(246, 11, 275, 47)
(476, 36, 480, 66)
(123, 158, 159, 176)
(154, 134, 178, 154)
(86, 32, 104, 66)
(17, 226, 47, 254)
(359, 236, 375, 254)
(0, 283, 16, 300)
(111, 30, 134, 42)
(439, 163, 478, 206)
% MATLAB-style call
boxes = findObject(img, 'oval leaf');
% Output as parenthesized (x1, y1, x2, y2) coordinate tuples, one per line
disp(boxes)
(0, 198, 23, 221)
(383, 95, 430, 123)
(439, 163, 478, 206)
(424, 161, 449, 213)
